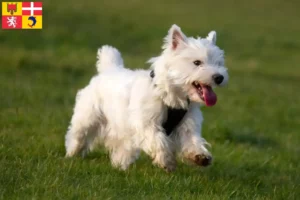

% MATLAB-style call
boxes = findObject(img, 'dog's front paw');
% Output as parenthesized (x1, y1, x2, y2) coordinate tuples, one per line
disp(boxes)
(163, 162, 176, 173)
(153, 152, 177, 172)
(193, 154, 212, 167)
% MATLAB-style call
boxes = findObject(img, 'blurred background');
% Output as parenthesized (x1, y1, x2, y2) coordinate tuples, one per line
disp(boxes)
(1, 0, 299, 199)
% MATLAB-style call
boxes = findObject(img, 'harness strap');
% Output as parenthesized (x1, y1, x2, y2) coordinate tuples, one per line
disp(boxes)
(150, 70, 189, 136)
(163, 107, 188, 136)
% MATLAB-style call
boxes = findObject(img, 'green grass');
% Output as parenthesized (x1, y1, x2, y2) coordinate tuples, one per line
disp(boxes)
(1, 0, 300, 199)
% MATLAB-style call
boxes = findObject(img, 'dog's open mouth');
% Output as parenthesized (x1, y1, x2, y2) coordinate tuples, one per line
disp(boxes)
(192, 82, 217, 106)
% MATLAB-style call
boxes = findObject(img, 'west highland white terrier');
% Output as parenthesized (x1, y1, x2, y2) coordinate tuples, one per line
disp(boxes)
(65, 24, 228, 172)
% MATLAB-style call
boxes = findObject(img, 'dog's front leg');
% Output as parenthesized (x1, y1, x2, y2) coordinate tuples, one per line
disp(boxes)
(173, 104, 212, 167)
(140, 126, 176, 172)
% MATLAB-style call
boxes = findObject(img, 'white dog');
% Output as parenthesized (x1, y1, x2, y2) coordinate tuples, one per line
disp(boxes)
(65, 25, 228, 172)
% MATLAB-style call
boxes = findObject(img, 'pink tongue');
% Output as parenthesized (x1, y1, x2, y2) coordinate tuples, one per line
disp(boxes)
(202, 85, 217, 106)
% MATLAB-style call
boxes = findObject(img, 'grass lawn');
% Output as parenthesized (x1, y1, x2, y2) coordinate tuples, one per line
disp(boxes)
(0, 0, 299, 199)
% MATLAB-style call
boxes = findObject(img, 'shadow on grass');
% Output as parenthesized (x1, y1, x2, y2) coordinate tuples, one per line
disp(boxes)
(54, 145, 295, 199)
(213, 126, 278, 149)
(225, 131, 277, 148)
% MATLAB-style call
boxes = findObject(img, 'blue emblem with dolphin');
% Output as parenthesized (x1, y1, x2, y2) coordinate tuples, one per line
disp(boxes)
(28, 16, 37, 28)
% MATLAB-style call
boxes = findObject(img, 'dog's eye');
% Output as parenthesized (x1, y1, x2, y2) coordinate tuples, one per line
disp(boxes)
(193, 60, 202, 66)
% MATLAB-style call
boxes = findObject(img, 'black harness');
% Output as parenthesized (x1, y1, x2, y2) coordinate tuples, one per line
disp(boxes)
(150, 70, 189, 136)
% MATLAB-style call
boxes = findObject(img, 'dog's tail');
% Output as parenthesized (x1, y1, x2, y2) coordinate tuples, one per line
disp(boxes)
(96, 45, 124, 73)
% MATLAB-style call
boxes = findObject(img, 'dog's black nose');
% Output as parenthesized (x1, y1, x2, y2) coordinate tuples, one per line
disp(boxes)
(213, 74, 224, 85)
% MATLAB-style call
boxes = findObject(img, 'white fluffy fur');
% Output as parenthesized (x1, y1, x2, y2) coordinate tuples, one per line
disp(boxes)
(65, 24, 228, 172)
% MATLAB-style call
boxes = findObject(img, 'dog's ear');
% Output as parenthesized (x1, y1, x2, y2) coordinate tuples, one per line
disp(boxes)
(207, 31, 217, 45)
(164, 24, 187, 50)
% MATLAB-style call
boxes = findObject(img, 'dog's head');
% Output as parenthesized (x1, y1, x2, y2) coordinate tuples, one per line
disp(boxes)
(150, 25, 228, 107)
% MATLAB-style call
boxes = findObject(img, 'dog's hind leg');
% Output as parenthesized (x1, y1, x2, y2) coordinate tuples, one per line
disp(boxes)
(65, 87, 101, 157)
